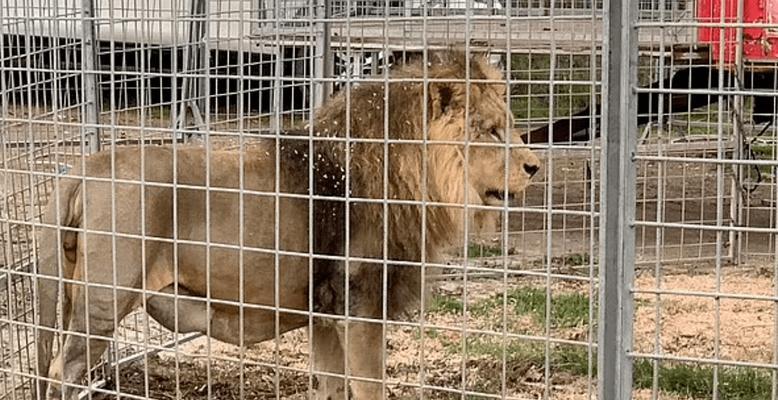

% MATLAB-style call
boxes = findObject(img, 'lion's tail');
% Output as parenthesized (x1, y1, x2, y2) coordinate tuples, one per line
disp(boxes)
(36, 177, 82, 398)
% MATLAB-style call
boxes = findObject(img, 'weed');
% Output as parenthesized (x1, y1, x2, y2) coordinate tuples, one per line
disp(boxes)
(561, 253, 591, 266)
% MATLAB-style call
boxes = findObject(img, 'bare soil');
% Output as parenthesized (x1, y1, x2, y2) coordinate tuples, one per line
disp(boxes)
(101, 265, 776, 400)
(634, 264, 776, 365)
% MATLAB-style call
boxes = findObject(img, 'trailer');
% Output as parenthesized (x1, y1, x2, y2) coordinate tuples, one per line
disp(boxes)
(3, 0, 700, 125)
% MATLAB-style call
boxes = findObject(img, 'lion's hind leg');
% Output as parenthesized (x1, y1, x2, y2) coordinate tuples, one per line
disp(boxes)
(50, 276, 139, 399)
(48, 235, 145, 399)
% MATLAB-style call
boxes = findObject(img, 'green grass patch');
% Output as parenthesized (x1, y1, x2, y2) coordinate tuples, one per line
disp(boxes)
(445, 337, 594, 378)
(429, 286, 591, 324)
(471, 287, 591, 329)
(428, 296, 464, 315)
(428, 280, 768, 399)
(751, 144, 775, 160)
(466, 242, 503, 258)
(633, 360, 772, 400)
(508, 287, 590, 328)
(509, 54, 597, 121)
(444, 335, 770, 399)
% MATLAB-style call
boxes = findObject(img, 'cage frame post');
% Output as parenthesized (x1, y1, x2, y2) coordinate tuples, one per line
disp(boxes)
(81, 0, 101, 154)
(598, 0, 638, 398)
(729, 0, 745, 265)
(174, 0, 208, 141)
(314, 0, 333, 108)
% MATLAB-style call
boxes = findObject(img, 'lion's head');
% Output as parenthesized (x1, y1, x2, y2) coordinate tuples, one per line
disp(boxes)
(421, 52, 541, 211)
(312, 50, 541, 256)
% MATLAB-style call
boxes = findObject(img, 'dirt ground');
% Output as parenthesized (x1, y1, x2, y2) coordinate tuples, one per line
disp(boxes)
(634, 264, 776, 364)
(100, 266, 775, 400)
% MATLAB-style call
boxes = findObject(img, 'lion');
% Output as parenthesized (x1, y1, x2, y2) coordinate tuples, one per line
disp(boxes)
(35, 51, 541, 400)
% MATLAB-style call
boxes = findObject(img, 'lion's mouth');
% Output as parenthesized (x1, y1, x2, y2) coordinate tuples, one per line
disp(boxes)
(484, 189, 516, 204)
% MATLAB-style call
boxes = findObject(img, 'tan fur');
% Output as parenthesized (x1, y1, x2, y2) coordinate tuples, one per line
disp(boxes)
(35, 51, 540, 399)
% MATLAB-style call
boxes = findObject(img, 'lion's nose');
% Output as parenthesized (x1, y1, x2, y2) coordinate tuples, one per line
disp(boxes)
(524, 163, 539, 177)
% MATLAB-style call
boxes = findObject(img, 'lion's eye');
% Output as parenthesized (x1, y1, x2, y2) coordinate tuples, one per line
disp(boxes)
(489, 128, 504, 142)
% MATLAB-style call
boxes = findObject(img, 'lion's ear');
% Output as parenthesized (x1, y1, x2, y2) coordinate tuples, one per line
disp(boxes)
(429, 83, 464, 119)
(429, 50, 448, 65)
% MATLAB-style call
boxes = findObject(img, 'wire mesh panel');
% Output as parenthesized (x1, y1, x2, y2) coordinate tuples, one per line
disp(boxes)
(1, 1, 93, 395)
(626, 0, 778, 399)
(0, 0, 605, 396)
(5, 0, 774, 399)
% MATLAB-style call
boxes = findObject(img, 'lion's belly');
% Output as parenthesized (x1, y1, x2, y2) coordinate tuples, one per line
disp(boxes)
(175, 248, 311, 310)
(173, 195, 312, 312)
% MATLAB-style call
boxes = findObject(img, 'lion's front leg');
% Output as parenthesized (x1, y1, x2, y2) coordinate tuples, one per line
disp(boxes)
(338, 319, 384, 399)
(315, 258, 385, 399)
(312, 322, 347, 399)
(341, 265, 385, 399)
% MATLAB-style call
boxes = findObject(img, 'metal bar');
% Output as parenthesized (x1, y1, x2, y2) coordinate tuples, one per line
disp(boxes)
(81, 0, 100, 154)
(107, 332, 202, 368)
(730, 0, 745, 265)
(597, 0, 637, 397)
(314, 0, 333, 107)
(175, 0, 208, 141)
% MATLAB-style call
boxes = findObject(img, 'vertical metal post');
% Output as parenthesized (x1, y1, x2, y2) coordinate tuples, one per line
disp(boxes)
(314, 0, 332, 108)
(196, 0, 208, 126)
(370, 51, 378, 76)
(174, 0, 207, 141)
(81, 0, 101, 154)
(270, 0, 282, 132)
(598, 0, 637, 397)
(729, 0, 745, 264)
(271, 54, 281, 131)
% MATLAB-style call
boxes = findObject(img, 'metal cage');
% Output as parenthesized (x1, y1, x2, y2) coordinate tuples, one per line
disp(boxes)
(2, 0, 778, 399)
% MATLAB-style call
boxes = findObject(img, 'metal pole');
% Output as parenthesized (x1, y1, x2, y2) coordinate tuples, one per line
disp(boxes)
(174, 0, 207, 141)
(81, 0, 101, 154)
(314, 0, 332, 108)
(195, 0, 208, 125)
(729, 0, 745, 265)
(598, 0, 637, 397)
